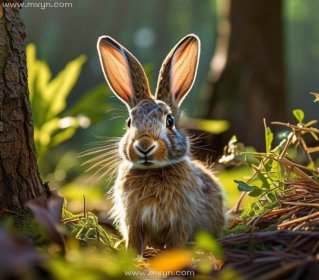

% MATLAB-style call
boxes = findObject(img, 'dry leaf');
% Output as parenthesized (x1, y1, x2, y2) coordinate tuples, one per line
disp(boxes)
(148, 249, 192, 272)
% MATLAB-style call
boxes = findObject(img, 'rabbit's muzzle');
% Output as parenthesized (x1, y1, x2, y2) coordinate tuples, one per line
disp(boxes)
(133, 136, 157, 165)
(128, 135, 167, 166)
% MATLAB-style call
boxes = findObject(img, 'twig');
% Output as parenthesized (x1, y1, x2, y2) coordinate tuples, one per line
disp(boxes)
(83, 195, 87, 219)
(261, 206, 300, 219)
(306, 146, 319, 153)
(251, 152, 317, 174)
(299, 136, 313, 164)
(62, 217, 86, 224)
(278, 200, 319, 208)
(271, 122, 319, 134)
(248, 209, 271, 229)
(277, 211, 319, 228)
(279, 132, 294, 160)
(261, 155, 319, 188)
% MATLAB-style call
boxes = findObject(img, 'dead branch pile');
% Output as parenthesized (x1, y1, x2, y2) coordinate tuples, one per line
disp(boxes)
(221, 230, 319, 280)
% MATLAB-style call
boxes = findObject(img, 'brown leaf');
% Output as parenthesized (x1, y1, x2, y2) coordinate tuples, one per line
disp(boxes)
(27, 193, 65, 246)
(0, 230, 44, 276)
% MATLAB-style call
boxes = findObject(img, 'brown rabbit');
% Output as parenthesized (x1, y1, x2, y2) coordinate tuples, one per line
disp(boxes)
(97, 34, 225, 254)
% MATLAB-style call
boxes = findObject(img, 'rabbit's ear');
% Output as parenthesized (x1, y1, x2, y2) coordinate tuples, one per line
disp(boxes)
(155, 34, 200, 108)
(97, 36, 151, 108)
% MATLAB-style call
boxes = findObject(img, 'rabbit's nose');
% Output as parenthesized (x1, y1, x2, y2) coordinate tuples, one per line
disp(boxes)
(133, 138, 156, 156)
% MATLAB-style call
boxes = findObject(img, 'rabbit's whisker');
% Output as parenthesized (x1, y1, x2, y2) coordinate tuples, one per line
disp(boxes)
(85, 140, 120, 147)
(85, 158, 120, 182)
(81, 151, 119, 165)
(96, 165, 120, 184)
(190, 146, 214, 153)
(78, 145, 119, 157)
(97, 163, 120, 181)
(85, 157, 118, 172)
(88, 135, 121, 142)
(86, 142, 119, 148)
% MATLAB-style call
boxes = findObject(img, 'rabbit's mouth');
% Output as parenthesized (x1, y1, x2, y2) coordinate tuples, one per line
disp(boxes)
(132, 156, 163, 169)
(140, 156, 154, 166)
(141, 161, 153, 166)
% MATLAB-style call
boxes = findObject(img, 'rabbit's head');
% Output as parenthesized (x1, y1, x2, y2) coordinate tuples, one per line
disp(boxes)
(97, 34, 200, 169)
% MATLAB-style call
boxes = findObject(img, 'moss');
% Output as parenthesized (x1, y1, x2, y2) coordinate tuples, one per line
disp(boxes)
(240, 200, 279, 220)
(222, 224, 249, 237)
(263, 224, 277, 231)
(240, 205, 256, 219)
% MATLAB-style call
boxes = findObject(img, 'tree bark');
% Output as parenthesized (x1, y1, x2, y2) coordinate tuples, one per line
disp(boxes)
(0, 1, 49, 210)
(204, 0, 286, 150)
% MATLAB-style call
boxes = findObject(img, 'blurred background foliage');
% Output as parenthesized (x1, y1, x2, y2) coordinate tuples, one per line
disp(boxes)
(21, 0, 319, 213)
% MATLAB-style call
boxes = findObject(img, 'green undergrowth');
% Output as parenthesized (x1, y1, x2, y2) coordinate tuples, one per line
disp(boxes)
(223, 224, 249, 236)
(62, 205, 115, 249)
(240, 200, 278, 220)
(221, 95, 319, 231)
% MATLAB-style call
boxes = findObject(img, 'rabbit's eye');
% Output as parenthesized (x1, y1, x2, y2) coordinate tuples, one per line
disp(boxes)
(166, 115, 174, 128)
(127, 118, 131, 128)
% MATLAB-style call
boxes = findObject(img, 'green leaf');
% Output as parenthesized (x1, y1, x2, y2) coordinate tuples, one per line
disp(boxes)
(243, 146, 258, 165)
(248, 187, 263, 197)
(293, 109, 304, 123)
(51, 126, 78, 148)
(26, 44, 89, 161)
(36, 117, 81, 156)
(195, 231, 223, 259)
(26, 44, 51, 127)
(264, 126, 273, 153)
(257, 173, 270, 189)
(46, 55, 87, 119)
(38, 118, 61, 147)
(33, 61, 53, 127)
(265, 193, 276, 203)
(270, 160, 281, 181)
(264, 160, 273, 173)
(26, 44, 37, 102)
(234, 180, 253, 192)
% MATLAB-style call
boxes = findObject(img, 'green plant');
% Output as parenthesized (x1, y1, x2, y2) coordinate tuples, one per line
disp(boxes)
(26, 44, 111, 163)
(221, 94, 319, 218)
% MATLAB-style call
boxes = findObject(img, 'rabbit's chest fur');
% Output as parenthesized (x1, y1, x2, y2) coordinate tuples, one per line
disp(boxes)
(111, 160, 224, 249)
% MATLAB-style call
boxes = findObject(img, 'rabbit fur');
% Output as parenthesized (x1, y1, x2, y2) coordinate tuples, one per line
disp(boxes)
(97, 34, 225, 254)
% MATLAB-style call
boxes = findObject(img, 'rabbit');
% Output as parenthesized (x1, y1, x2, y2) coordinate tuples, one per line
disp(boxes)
(96, 34, 225, 254)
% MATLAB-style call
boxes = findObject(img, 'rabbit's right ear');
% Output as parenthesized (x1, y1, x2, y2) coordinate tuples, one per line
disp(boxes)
(155, 34, 200, 108)
(97, 36, 151, 108)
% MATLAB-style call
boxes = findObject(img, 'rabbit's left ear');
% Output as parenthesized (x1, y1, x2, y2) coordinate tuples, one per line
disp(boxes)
(155, 34, 200, 108)
(97, 36, 151, 108)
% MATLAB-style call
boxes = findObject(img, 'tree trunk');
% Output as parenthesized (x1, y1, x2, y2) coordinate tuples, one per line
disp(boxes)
(0, 1, 49, 210)
(204, 0, 286, 150)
